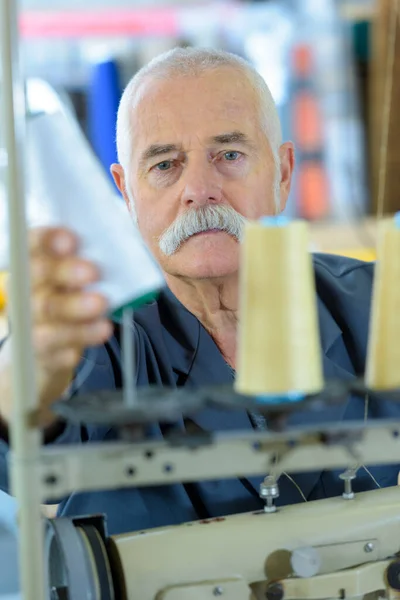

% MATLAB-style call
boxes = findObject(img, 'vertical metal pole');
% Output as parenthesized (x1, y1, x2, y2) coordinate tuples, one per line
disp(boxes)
(0, 1, 46, 599)
(122, 308, 136, 406)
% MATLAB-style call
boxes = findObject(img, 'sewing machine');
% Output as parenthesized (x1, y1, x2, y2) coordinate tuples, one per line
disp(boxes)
(39, 214, 400, 600)
(2, 0, 400, 598)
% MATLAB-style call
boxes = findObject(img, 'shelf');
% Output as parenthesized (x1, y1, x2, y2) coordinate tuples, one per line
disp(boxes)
(339, 1, 376, 21)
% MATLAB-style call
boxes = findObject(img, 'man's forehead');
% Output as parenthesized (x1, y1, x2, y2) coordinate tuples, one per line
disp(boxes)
(130, 79, 260, 153)
(135, 65, 254, 100)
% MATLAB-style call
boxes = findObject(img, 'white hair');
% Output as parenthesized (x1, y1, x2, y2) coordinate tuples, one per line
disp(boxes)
(115, 46, 283, 212)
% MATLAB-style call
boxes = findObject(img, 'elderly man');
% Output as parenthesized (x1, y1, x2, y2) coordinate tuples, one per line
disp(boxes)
(0, 47, 398, 535)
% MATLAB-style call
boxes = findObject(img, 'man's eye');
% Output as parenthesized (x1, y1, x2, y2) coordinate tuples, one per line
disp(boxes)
(155, 160, 172, 171)
(223, 151, 240, 161)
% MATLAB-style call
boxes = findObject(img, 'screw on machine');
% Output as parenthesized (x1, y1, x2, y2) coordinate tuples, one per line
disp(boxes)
(339, 468, 357, 500)
(259, 475, 279, 513)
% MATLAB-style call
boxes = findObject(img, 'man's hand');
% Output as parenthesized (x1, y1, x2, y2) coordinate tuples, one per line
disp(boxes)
(0, 227, 113, 428)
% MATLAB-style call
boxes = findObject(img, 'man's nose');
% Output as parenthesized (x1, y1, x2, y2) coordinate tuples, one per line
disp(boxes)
(180, 159, 223, 208)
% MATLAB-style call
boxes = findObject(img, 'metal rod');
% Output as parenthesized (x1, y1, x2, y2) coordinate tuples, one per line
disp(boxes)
(122, 307, 136, 406)
(0, 1, 46, 598)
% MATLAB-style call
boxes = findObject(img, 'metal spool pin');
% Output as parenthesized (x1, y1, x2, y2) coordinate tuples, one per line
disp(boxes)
(122, 307, 136, 408)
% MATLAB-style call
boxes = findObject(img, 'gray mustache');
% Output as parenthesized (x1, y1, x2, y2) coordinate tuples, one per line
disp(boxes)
(158, 205, 247, 256)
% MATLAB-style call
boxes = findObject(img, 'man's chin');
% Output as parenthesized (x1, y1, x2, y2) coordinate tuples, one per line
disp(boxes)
(163, 249, 239, 281)
(178, 264, 238, 281)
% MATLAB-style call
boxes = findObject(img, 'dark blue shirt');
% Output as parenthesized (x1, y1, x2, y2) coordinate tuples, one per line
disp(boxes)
(1, 254, 399, 535)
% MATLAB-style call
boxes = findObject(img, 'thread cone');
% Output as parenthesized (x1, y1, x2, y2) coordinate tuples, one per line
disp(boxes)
(235, 219, 323, 397)
(365, 217, 400, 390)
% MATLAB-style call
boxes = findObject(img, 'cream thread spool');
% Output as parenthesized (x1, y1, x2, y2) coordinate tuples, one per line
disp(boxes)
(235, 216, 323, 399)
(365, 214, 400, 390)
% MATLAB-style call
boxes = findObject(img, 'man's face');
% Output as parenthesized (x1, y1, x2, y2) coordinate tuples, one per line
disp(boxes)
(113, 67, 294, 280)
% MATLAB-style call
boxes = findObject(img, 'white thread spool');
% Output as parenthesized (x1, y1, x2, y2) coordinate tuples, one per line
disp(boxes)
(365, 216, 400, 390)
(0, 110, 165, 316)
(235, 217, 323, 398)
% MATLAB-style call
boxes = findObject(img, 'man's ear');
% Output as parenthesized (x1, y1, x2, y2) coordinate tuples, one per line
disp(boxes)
(278, 142, 295, 212)
(110, 164, 130, 207)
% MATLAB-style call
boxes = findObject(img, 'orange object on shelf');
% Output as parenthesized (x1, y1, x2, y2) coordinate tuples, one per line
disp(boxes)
(293, 91, 324, 152)
(292, 44, 314, 77)
(291, 43, 331, 220)
(297, 163, 330, 220)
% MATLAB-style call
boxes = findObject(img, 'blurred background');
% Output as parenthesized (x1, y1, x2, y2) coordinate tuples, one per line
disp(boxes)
(0, 0, 398, 331)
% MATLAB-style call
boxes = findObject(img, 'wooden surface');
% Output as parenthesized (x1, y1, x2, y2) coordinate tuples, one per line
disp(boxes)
(309, 218, 377, 260)
(370, 0, 400, 214)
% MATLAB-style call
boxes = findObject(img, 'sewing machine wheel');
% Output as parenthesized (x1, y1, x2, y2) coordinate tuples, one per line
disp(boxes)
(51, 385, 207, 426)
(45, 517, 115, 600)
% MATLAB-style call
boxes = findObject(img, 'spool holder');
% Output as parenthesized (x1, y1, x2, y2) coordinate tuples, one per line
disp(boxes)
(51, 378, 390, 433)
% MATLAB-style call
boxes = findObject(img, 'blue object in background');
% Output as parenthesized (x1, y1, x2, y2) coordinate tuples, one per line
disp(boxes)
(87, 59, 122, 185)
(0, 489, 17, 533)
(259, 215, 290, 227)
(0, 491, 20, 599)
(353, 21, 370, 62)
(0, 443, 21, 598)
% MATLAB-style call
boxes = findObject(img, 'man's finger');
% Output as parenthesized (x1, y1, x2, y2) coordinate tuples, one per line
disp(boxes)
(29, 227, 78, 258)
(41, 347, 83, 372)
(33, 319, 113, 355)
(30, 256, 100, 291)
(32, 290, 109, 324)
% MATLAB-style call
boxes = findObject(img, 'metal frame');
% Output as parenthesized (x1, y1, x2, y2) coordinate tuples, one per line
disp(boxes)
(37, 421, 400, 501)
(0, 1, 46, 598)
